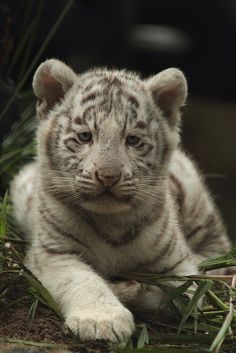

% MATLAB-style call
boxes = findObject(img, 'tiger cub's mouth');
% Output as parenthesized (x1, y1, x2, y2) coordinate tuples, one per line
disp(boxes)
(95, 189, 133, 203)
(81, 190, 134, 213)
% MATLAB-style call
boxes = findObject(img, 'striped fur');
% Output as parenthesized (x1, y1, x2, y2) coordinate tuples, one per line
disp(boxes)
(10, 59, 231, 342)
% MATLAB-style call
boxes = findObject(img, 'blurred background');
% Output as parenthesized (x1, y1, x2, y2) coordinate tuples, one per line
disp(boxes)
(0, 0, 236, 239)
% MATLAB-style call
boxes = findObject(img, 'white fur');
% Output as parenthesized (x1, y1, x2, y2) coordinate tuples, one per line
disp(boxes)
(10, 60, 231, 342)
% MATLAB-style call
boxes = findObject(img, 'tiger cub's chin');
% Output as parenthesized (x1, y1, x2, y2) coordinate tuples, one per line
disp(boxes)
(82, 196, 132, 213)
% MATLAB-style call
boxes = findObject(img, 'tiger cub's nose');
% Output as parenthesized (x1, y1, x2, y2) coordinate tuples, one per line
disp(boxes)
(95, 171, 121, 188)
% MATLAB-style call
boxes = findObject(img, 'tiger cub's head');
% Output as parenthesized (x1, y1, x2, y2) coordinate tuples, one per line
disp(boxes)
(33, 59, 187, 213)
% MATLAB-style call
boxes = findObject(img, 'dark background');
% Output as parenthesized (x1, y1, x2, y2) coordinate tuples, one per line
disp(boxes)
(1, 0, 236, 238)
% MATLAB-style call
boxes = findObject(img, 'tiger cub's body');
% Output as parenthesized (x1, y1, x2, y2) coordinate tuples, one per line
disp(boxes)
(11, 60, 231, 342)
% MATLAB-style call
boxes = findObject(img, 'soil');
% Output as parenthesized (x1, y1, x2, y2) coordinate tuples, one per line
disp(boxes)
(0, 303, 112, 353)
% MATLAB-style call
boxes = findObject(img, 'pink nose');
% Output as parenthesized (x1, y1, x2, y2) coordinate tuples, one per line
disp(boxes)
(96, 172, 121, 188)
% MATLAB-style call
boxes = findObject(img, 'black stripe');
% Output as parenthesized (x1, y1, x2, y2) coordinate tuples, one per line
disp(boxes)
(169, 173, 185, 210)
(38, 202, 90, 249)
(81, 92, 97, 105)
(186, 214, 216, 240)
(187, 225, 204, 240)
(45, 114, 59, 168)
(135, 121, 146, 129)
(158, 254, 190, 275)
(86, 195, 166, 247)
(63, 137, 79, 153)
(133, 213, 172, 268)
(139, 144, 154, 157)
(126, 93, 140, 108)
(74, 116, 83, 125)
(82, 105, 96, 121)
(39, 239, 80, 256)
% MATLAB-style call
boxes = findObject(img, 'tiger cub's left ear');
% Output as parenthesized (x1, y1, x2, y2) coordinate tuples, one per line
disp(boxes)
(146, 68, 187, 128)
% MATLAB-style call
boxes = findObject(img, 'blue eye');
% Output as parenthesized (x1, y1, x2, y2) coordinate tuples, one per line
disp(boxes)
(126, 135, 140, 146)
(78, 132, 92, 142)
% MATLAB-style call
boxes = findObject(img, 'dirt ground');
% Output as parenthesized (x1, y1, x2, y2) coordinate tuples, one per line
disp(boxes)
(0, 303, 112, 353)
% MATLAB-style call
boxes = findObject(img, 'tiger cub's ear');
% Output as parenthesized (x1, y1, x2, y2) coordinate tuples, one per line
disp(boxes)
(33, 59, 77, 119)
(146, 68, 187, 128)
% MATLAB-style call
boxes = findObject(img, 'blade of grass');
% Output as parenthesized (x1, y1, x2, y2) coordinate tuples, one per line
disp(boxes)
(160, 281, 193, 308)
(0, 191, 8, 238)
(0, 148, 34, 165)
(0, 337, 67, 349)
(1, 103, 35, 150)
(178, 280, 214, 334)
(209, 275, 236, 352)
(148, 333, 218, 345)
(122, 272, 234, 284)
(0, 0, 75, 123)
(147, 318, 221, 334)
(121, 272, 189, 285)
(194, 305, 198, 333)
(205, 290, 231, 313)
(199, 248, 236, 271)
(26, 298, 39, 334)
(7, 0, 38, 76)
(7, 18, 38, 78)
(22, 270, 62, 318)
(17, 1, 44, 83)
(119, 347, 209, 353)
(136, 323, 149, 349)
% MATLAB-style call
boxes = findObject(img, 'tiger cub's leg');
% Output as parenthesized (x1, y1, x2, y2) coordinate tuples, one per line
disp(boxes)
(26, 242, 135, 342)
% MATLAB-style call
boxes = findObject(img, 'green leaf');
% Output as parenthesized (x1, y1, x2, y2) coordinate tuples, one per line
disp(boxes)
(205, 289, 230, 312)
(160, 281, 193, 308)
(209, 275, 235, 352)
(209, 310, 234, 352)
(199, 247, 236, 271)
(27, 298, 39, 333)
(0, 191, 8, 238)
(178, 280, 214, 334)
(136, 324, 149, 349)
(22, 271, 62, 318)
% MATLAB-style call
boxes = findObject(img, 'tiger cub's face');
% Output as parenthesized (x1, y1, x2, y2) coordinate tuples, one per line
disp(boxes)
(34, 60, 187, 213)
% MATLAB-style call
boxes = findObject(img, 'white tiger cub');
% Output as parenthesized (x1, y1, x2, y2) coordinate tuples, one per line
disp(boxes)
(10, 59, 231, 342)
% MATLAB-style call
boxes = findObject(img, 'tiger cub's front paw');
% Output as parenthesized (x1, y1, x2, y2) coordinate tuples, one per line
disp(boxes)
(65, 305, 134, 342)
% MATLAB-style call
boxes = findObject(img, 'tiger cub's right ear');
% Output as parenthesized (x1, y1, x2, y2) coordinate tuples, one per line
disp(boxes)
(33, 59, 77, 119)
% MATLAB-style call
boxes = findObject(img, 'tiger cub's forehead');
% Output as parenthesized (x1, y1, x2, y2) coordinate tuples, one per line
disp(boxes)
(70, 69, 151, 129)
(78, 68, 144, 91)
